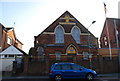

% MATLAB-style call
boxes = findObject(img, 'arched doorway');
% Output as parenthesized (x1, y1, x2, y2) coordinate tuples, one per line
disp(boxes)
(66, 44, 78, 62)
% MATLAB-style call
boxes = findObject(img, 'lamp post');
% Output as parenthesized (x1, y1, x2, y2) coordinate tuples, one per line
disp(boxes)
(87, 21, 96, 29)
(87, 21, 96, 69)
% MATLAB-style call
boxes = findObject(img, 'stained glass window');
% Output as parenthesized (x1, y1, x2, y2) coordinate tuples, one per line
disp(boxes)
(55, 26, 64, 43)
(72, 26, 80, 43)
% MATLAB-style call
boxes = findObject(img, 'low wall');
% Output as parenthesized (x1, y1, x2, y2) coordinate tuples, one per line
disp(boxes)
(102, 59, 119, 73)
(23, 55, 119, 75)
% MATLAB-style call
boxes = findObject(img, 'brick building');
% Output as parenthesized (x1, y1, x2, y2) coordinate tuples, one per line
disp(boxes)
(99, 18, 120, 58)
(0, 23, 26, 73)
(100, 18, 120, 48)
(24, 12, 119, 75)
(0, 23, 23, 52)
(97, 18, 120, 73)
(32, 11, 98, 61)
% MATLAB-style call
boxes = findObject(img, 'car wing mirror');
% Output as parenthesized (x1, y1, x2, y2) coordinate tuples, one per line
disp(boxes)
(80, 68, 83, 71)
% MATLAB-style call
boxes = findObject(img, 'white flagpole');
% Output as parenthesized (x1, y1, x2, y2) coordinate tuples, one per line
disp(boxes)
(105, 19, 112, 60)
(104, 3, 112, 60)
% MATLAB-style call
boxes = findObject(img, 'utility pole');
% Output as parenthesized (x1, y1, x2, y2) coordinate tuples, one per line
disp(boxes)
(103, 3, 112, 60)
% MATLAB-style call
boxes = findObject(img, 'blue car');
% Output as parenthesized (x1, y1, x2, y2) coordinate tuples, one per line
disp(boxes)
(49, 63, 97, 81)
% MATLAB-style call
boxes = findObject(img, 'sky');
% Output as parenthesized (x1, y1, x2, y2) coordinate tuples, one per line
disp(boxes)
(0, 0, 119, 53)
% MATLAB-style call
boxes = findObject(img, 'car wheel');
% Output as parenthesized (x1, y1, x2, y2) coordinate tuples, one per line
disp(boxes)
(55, 75, 62, 81)
(86, 73, 94, 81)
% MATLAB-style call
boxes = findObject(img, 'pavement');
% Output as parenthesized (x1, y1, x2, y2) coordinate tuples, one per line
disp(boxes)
(97, 73, 120, 80)
(1, 76, 49, 80)
(1, 73, 120, 80)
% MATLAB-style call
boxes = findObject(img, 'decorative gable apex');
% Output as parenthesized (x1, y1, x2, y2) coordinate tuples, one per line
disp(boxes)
(36, 11, 96, 39)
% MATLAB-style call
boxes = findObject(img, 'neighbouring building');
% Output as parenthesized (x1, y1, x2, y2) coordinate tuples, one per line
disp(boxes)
(100, 18, 120, 48)
(0, 23, 23, 52)
(0, 23, 26, 72)
(32, 11, 98, 62)
(98, 18, 120, 73)
(99, 18, 120, 59)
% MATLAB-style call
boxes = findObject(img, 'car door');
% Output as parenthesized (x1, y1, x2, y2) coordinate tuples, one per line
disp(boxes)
(61, 64, 74, 78)
(71, 64, 85, 78)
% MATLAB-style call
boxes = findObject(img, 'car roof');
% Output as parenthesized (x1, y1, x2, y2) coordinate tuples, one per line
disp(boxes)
(54, 63, 75, 65)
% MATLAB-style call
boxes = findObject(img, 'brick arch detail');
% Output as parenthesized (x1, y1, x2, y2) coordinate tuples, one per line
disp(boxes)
(66, 44, 78, 55)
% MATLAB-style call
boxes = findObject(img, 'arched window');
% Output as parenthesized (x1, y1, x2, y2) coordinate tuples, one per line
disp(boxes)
(37, 46, 44, 61)
(72, 26, 80, 43)
(55, 25, 64, 43)
(37, 46, 44, 56)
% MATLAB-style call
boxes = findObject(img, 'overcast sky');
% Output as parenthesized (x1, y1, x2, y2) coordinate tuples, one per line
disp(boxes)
(0, 0, 119, 53)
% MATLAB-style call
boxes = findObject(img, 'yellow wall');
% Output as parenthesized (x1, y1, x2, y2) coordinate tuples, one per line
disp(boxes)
(98, 48, 119, 57)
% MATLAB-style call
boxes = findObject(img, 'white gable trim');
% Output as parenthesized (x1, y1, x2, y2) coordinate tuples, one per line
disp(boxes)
(0, 45, 22, 55)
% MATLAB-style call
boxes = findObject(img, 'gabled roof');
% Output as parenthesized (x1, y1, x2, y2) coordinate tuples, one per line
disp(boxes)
(6, 27, 13, 31)
(0, 45, 27, 55)
(36, 11, 96, 38)
(15, 46, 27, 55)
(6, 27, 16, 39)
(0, 23, 7, 31)
(6, 27, 24, 45)
(16, 39, 23, 45)
(0, 24, 14, 32)
(0, 23, 23, 45)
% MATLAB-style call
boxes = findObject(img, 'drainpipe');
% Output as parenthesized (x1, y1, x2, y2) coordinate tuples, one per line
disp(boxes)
(113, 19, 120, 73)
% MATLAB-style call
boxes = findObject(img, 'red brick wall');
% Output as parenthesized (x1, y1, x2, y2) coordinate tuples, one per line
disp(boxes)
(34, 33, 98, 57)
(100, 18, 120, 48)
(32, 11, 98, 62)
(1, 28, 23, 50)
(2, 30, 8, 50)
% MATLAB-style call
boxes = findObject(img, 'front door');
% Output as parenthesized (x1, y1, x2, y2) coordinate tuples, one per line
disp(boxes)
(67, 45, 77, 62)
